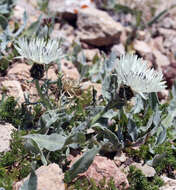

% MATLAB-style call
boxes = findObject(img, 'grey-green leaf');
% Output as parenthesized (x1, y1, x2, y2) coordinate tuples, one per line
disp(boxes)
(0, 15, 8, 29)
(64, 146, 100, 183)
(155, 126, 167, 145)
(127, 119, 138, 141)
(20, 169, 37, 190)
(92, 123, 121, 149)
(23, 133, 67, 151)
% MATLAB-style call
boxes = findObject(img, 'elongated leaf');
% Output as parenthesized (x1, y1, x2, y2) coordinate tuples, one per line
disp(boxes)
(24, 15, 42, 37)
(105, 51, 117, 72)
(114, 4, 134, 14)
(65, 132, 86, 145)
(141, 113, 153, 133)
(0, 4, 8, 14)
(131, 95, 144, 114)
(127, 119, 138, 141)
(71, 121, 88, 133)
(102, 109, 118, 120)
(153, 106, 161, 127)
(92, 123, 121, 149)
(155, 126, 167, 145)
(102, 76, 111, 100)
(64, 146, 100, 183)
(0, 14, 8, 29)
(161, 110, 176, 128)
(23, 133, 67, 151)
(147, 5, 176, 27)
(171, 80, 176, 99)
(39, 109, 60, 129)
(151, 153, 167, 167)
(25, 138, 47, 165)
(149, 92, 159, 110)
(20, 168, 37, 190)
(12, 11, 27, 37)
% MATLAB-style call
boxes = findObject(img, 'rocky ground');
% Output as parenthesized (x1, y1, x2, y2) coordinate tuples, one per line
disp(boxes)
(1, 0, 176, 189)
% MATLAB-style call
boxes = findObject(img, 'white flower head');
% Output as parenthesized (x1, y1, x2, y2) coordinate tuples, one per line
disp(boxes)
(116, 54, 166, 98)
(15, 37, 64, 65)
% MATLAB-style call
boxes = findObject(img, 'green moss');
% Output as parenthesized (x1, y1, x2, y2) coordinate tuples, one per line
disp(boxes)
(0, 96, 20, 125)
(67, 177, 119, 190)
(0, 130, 33, 189)
(125, 138, 154, 163)
(126, 140, 176, 177)
(153, 142, 176, 177)
(0, 96, 42, 129)
(127, 166, 164, 190)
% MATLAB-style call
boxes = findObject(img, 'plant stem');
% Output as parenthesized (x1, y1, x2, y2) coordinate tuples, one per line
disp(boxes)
(90, 97, 125, 127)
(90, 107, 107, 126)
(35, 79, 52, 109)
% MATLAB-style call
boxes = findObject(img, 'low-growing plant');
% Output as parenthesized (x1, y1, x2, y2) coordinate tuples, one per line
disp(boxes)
(0, 130, 34, 190)
(0, 29, 172, 190)
(127, 165, 164, 190)
(67, 177, 118, 190)
(0, 95, 42, 129)
(13, 38, 169, 186)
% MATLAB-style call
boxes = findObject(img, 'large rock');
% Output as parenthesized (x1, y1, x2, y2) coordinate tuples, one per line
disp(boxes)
(159, 176, 176, 190)
(0, 123, 16, 152)
(82, 49, 100, 62)
(49, 0, 95, 21)
(8, 63, 31, 81)
(131, 163, 156, 177)
(111, 44, 125, 57)
(81, 81, 102, 97)
(61, 59, 80, 80)
(77, 8, 124, 47)
(158, 28, 176, 54)
(153, 49, 170, 69)
(69, 155, 129, 189)
(14, 0, 41, 25)
(51, 23, 75, 50)
(133, 40, 152, 54)
(162, 64, 176, 88)
(13, 163, 65, 190)
(1, 80, 25, 104)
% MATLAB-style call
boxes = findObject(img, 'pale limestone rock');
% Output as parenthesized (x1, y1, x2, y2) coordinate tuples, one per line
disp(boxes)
(158, 89, 169, 103)
(61, 59, 80, 80)
(150, 36, 165, 53)
(77, 8, 124, 46)
(158, 17, 176, 29)
(1, 80, 24, 104)
(82, 49, 100, 61)
(51, 23, 75, 50)
(13, 163, 65, 190)
(133, 40, 152, 54)
(8, 63, 31, 81)
(114, 152, 127, 166)
(0, 123, 16, 152)
(131, 163, 156, 177)
(111, 44, 125, 57)
(68, 155, 129, 189)
(159, 176, 176, 190)
(14, 0, 40, 25)
(49, 0, 95, 21)
(153, 49, 170, 68)
(46, 67, 58, 81)
(137, 30, 146, 41)
(81, 81, 101, 97)
(158, 28, 176, 53)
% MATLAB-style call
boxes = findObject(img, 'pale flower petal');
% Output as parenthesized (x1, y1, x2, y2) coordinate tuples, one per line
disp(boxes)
(116, 54, 166, 96)
(15, 37, 64, 65)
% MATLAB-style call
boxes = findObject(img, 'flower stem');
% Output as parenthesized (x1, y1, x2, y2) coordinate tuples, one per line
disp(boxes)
(35, 79, 52, 109)
(89, 97, 125, 127)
